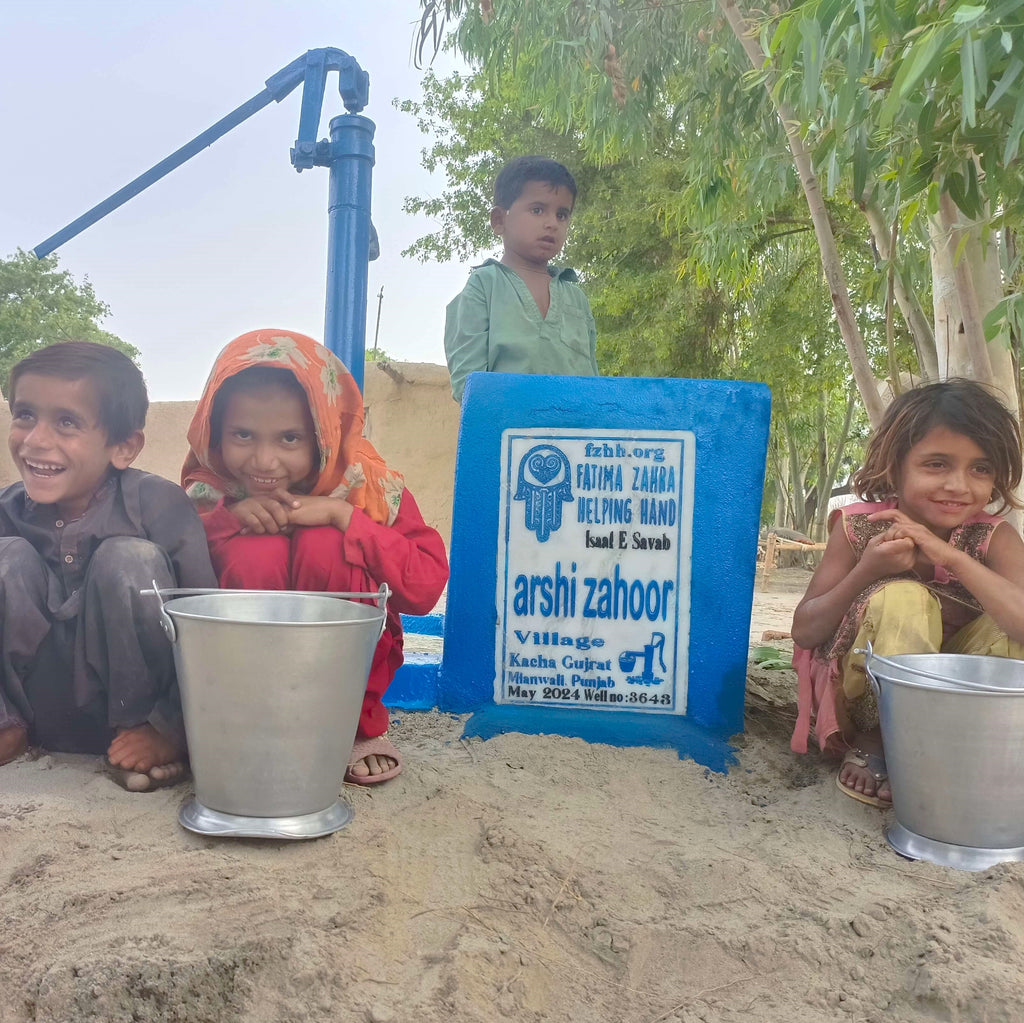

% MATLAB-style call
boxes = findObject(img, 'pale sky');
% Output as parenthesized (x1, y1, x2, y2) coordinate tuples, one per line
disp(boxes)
(0, 0, 478, 399)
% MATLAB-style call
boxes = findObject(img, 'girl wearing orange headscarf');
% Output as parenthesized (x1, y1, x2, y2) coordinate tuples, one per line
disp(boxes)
(182, 329, 449, 784)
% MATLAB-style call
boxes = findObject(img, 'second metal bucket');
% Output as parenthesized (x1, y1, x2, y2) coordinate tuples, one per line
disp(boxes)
(151, 585, 387, 837)
(865, 646, 1024, 868)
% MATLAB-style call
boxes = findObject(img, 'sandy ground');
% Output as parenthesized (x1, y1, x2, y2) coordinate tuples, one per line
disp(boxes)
(3, 568, 1024, 1023)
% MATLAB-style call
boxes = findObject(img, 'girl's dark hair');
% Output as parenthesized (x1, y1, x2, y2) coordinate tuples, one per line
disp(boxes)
(209, 365, 315, 450)
(853, 379, 1023, 513)
(493, 156, 577, 209)
(7, 341, 147, 444)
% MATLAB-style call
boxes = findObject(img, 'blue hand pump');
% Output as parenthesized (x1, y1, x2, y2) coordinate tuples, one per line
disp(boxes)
(32, 48, 376, 392)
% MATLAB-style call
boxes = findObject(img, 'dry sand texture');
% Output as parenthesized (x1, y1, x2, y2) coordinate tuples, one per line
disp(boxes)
(3, 568, 1024, 1023)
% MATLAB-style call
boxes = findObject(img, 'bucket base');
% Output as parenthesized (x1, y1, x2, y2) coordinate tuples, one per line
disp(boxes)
(886, 821, 1024, 871)
(178, 797, 353, 840)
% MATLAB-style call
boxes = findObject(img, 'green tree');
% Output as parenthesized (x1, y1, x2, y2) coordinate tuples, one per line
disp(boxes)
(401, 69, 752, 379)
(765, 0, 1024, 409)
(402, 68, 879, 534)
(415, 0, 1024, 425)
(0, 250, 138, 392)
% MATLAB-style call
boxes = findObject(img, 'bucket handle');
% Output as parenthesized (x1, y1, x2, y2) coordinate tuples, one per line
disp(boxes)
(859, 641, 881, 698)
(142, 582, 391, 645)
(857, 641, 1019, 694)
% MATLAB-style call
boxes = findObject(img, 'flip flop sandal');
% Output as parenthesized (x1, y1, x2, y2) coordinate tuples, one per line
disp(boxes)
(345, 733, 403, 786)
(836, 748, 892, 808)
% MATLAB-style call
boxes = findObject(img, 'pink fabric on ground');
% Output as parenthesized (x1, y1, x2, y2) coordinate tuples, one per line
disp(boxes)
(791, 645, 841, 754)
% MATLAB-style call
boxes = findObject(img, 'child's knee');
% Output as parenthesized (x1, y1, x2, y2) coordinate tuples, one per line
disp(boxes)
(853, 578, 943, 668)
(216, 533, 290, 589)
(88, 537, 174, 591)
(948, 614, 1024, 659)
(0, 536, 48, 594)
(291, 526, 343, 559)
(0, 536, 44, 571)
(290, 526, 350, 590)
(867, 579, 941, 624)
(873, 578, 935, 601)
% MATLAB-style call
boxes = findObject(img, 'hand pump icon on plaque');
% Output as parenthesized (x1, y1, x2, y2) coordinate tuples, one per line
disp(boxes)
(619, 633, 666, 686)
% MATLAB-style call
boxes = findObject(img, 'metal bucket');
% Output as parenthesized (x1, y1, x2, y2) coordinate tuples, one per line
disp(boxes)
(865, 645, 1024, 865)
(149, 585, 387, 827)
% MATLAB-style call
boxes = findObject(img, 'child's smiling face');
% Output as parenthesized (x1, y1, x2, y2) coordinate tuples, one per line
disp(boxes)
(218, 383, 317, 497)
(8, 373, 141, 519)
(896, 425, 995, 537)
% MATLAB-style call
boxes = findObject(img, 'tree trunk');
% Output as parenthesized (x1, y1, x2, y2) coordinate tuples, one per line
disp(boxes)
(930, 199, 1019, 418)
(783, 413, 808, 534)
(813, 385, 857, 541)
(775, 393, 806, 531)
(938, 193, 995, 386)
(717, 0, 886, 427)
(969, 220, 1018, 413)
(774, 470, 788, 529)
(863, 200, 938, 381)
(929, 213, 964, 379)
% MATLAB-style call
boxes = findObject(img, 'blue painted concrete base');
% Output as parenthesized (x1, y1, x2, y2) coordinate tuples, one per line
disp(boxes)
(399, 613, 444, 637)
(384, 653, 439, 711)
(385, 631, 739, 772)
(461, 705, 738, 773)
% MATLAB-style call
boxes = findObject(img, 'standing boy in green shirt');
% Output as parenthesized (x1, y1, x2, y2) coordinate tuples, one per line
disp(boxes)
(444, 156, 599, 403)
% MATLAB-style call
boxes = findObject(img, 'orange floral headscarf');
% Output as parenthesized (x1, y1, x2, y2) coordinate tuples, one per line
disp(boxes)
(181, 329, 403, 526)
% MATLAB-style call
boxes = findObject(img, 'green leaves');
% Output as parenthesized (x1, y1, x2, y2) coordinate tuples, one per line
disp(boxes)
(0, 250, 138, 392)
(961, 33, 977, 129)
(423, 0, 1023, 443)
(952, 5, 987, 26)
(986, 56, 1022, 111)
(878, 25, 950, 127)
(771, 0, 1024, 214)
(752, 646, 794, 670)
(800, 17, 824, 111)
(1004, 92, 1024, 164)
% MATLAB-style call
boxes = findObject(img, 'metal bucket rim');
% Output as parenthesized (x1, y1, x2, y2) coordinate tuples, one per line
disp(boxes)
(163, 593, 385, 629)
(874, 650, 1024, 670)
(863, 643, 1024, 696)
(868, 669, 1024, 696)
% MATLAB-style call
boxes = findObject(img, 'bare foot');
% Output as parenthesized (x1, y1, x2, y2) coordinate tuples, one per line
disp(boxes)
(106, 724, 187, 792)
(111, 760, 189, 792)
(0, 724, 28, 766)
(838, 730, 892, 804)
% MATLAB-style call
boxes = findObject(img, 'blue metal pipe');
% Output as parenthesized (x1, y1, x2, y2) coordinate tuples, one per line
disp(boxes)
(323, 114, 375, 392)
(30, 48, 377, 392)
(33, 89, 280, 258)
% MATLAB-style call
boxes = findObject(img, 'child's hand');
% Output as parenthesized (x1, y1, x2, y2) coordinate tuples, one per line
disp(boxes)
(228, 493, 294, 535)
(285, 495, 354, 531)
(869, 508, 957, 569)
(858, 527, 918, 579)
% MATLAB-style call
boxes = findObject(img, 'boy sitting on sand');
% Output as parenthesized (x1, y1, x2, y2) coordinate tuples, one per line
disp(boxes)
(444, 155, 599, 403)
(0, 342, 216, 790)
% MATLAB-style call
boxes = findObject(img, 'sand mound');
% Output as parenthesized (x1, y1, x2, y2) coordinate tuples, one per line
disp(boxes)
(3, 570, 1024, 1022)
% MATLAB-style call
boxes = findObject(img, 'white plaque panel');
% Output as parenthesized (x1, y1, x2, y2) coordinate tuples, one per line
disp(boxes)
(496, 429, 695, 713)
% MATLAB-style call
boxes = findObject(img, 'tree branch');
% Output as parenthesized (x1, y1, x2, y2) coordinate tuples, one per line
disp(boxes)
(717, 0, 885, 426)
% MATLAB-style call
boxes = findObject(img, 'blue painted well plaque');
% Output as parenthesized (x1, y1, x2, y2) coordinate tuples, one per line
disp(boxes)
(440, 372, 771, 770)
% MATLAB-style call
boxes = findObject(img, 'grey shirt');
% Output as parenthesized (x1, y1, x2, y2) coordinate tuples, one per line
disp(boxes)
(0, 467, 216, 619)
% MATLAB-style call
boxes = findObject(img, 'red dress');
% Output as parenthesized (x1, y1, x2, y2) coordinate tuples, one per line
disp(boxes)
(200, 488, 448, 738)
